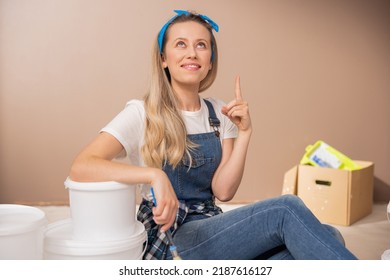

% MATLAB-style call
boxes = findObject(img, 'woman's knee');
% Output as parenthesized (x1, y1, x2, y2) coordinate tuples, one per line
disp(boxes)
(278, 194, 306, 208)
(272, 194, 317, 220)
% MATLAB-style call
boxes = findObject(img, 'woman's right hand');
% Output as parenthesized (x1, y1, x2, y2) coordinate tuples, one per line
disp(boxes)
(149, 169, 179, 232)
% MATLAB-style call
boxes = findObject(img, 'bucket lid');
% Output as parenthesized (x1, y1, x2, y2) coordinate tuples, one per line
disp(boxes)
(64, 177, 133, 191)
(0, 204, 47, 236)
(44, 219, 146, 256)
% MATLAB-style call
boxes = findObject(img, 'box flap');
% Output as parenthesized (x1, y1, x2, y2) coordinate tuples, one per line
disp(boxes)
(348, 161, 374, 224)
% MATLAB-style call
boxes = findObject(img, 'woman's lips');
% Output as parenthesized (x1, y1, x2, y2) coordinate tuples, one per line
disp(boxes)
(181, 63, 201, 70)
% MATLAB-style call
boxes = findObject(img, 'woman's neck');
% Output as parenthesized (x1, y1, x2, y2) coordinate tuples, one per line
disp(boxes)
(172, 83, 201, 111)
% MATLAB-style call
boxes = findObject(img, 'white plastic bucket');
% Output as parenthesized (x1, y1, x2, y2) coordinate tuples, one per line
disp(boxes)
(64, 177, 137, 241)
(0, 204, 47, 259)
(44, 219, 146, 260)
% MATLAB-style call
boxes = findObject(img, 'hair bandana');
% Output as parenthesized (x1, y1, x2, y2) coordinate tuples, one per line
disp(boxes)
(157, 10, 219, 54)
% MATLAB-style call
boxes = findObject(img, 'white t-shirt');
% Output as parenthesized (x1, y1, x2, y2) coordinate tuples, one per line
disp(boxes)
(101, 97, 238, 198)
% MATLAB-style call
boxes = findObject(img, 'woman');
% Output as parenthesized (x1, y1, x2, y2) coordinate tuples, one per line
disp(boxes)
(69, 10, 357, 260)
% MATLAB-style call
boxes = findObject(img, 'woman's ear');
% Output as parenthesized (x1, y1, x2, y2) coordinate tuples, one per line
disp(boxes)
(161, 54, 168, 68)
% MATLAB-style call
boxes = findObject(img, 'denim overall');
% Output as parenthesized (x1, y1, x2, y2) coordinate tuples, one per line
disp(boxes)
(137, 99, 224, 259)
(163, 100, 222, 218)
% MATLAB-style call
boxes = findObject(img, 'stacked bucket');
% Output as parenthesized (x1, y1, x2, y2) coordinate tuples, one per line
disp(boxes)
(0, 178, 146, 260)
(43, 178, 146, 259)
(0, 204, 47, 260)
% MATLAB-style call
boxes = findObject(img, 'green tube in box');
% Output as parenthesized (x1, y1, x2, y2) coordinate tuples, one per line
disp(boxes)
(300, 140, 361, 170)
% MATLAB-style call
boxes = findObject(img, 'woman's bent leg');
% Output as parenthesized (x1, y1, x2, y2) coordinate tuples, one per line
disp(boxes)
(173, 195, 357, 260)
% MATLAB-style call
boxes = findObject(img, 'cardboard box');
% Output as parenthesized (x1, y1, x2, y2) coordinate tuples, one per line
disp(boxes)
(282, 161, 374, 226)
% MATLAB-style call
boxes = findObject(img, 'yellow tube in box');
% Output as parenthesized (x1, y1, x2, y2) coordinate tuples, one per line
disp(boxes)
(300, 140, 361, 170)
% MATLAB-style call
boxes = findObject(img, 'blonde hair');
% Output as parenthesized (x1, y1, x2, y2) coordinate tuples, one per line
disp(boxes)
(141, 12, 219, 168)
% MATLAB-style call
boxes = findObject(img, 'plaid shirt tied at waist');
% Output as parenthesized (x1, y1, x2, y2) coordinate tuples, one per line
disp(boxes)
(137, 199, 222, 260)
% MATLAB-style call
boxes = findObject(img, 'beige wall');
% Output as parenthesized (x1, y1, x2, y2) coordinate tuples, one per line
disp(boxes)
(1, 0, 389, 205)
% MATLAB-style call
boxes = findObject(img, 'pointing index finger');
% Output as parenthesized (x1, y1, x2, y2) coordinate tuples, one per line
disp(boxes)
(235, 75, 243, 101)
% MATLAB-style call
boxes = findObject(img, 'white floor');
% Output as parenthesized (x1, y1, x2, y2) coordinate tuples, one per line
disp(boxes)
(37, 202, 390, 260)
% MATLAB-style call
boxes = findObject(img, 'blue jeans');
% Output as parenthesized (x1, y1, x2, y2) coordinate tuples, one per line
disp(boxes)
(169, 195, 357, 260)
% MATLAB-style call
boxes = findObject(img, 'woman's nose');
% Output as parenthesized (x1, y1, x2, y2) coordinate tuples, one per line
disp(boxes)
(186, 46, 197, 58)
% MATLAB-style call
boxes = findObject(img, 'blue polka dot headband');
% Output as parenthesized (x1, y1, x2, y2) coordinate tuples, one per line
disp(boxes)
(157, 10, 219, 59)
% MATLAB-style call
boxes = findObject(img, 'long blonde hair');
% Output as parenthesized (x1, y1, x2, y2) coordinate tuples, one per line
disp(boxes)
(141, 12, 219, 169)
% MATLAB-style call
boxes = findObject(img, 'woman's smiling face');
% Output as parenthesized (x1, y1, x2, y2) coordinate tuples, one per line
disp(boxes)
(162, 21, 213, 89)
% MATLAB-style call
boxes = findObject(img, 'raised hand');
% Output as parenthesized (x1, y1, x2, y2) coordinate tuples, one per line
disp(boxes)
(221, 75, 252, 132)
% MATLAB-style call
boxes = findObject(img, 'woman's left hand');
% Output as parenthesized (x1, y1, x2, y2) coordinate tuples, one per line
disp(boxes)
(221, 76, 252, 132)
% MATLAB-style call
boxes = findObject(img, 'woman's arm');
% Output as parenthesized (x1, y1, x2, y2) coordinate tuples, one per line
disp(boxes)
(211, 76, 252, 201)
(69, 132, 178, 232)
(70, 132, 153, 183)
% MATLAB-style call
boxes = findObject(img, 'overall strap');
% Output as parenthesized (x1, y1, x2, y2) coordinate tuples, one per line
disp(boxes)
(203, 99, 220, 138)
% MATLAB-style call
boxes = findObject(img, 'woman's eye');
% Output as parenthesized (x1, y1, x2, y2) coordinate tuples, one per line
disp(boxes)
(176, 41, 186, 48)
(197, 42, 206, 48)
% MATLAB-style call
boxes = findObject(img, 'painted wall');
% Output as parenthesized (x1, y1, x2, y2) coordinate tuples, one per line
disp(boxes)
(1, 0, 389, 204)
